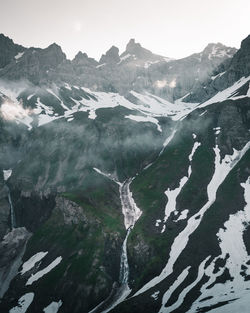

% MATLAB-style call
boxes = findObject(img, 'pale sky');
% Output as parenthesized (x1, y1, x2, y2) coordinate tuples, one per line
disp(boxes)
(1, 0, 250, 61)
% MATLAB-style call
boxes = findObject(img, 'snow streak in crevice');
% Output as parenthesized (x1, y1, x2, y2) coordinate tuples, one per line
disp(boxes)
(188, 176, 250, 312)
(159, 256, 210, 313)
(135, 141, 250, 297)
(161, 141, 201, 232)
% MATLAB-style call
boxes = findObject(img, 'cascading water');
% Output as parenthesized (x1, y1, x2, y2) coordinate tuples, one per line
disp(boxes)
(8, 190, 16, 230)
(91, 130, 176, 312)
(119, 228, 131, 284)
(3, 169, 16, 230)
(90, 171, 142, 313)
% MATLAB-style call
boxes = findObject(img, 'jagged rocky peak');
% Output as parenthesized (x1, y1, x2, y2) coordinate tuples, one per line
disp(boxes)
(126, 38, 142, 53)
(121, 38, 164, 62)
(41, 42, 66, 65)
(122, 38, 152, 59)
(0, 33, 25, 68)
(240, 34, 250, 50)
(201, 42, 237, 60)
(72, 51, 98, 66)
(99, 45, 120, 64)
(224, 34, 250, 81)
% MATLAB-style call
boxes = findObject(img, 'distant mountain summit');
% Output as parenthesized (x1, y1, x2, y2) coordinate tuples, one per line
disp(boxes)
(0, 34, 25, 68)
(0, 33, 237, 101)
(99, 45, 120, 64)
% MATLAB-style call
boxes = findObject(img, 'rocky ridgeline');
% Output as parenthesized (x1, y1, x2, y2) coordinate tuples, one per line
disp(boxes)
(0, 34, 237, 101)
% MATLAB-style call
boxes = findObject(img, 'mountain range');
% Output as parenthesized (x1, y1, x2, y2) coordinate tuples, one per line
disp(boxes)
(0, 33, 249, 313)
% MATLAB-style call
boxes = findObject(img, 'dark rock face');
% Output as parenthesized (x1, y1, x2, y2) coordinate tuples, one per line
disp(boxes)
(0, 227, 31, 298)
(0, 34, 237, 100)
(99, 46, 120, 64)
(185, 36, 250, 103)
(0, 43, 66, 84)
(0, 183, 10, 240)
(121, 38, 162, 61)
(72, 51, 98, 67)
(11, 189, 56, 233)
(0, 34, 25, 69)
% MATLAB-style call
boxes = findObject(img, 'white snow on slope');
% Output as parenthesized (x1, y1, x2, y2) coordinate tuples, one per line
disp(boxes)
(130, 91, 197, 120)
(189, 176, 250, 312)
(20, 251, 48, 275)
(156, 267, 190, 308)
(211, 71, 226, 80)
(175, 209, 189, 221)
(199, 76, 250, 108)
(47, 88, 70, 111)
(151, 291, 160, 300)
(229, 82, 250, 100)
(96, 63, 106, 68)
(208, 47, 232, 60)
(209, 293, 250, 313)
(160, 256, 210, 313)
(161, 141, 200, 232)
(3, 169, 12, 181)
(0, 82, 197, 129)
(9, 293, 34, 313)
(0, 84, 25, 102)
(43, 300, 62, 313)
(27, 94, 34, 100)
(14, 52, 24, 60)
(125, 114, 162, 132)
(26, 256, 62, 285)
(135, 141, 250, 297)
(118, 54, 131, 64)
(93, 167, 121, 186)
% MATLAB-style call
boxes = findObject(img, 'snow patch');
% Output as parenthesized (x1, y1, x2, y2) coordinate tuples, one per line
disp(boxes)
(199, 76, 250, 108)
(189, 176, 250, 312)
(14, 52, 24, 60)
(9, 293, 34, 313)
(43, 300, 62, 313)
(135, 142, 250, 296)
(175, 209, 189, 221)
(161, 141, 200, 231)
(26, 256, 62, 285)
(125, 114, 162, 132)
(151, 291, 160, 300)
(3, 169, 12, 181)
(20, 252, 48, 275)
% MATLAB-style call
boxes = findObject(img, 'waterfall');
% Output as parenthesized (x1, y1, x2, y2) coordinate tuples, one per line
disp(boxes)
(90, 170, 142, 313)
(119, 228, 131, 284)
(101, 180, 141, 313)
(8, 190, 16, 230)
(3, 169, 15, 230)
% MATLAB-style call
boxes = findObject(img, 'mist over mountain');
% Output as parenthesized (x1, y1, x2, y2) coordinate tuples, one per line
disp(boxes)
(0, 32, 249, 313)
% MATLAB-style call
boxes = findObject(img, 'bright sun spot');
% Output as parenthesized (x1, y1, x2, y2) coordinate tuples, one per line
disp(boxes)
(0, 101, 32, 121)
(154, 78, 177, 89)
(169, 78, 176, 88)
(73, 21, 83, 32)
(155, 80, 167, 88)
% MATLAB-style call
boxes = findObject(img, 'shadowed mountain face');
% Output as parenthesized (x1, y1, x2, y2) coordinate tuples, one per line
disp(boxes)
(0, 33, 249, 313)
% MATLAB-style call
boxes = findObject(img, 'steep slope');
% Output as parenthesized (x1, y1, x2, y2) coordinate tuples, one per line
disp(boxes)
(185, 35, 250, 103)
(0, 34, 249, 313)
(0, 34, 26, 69)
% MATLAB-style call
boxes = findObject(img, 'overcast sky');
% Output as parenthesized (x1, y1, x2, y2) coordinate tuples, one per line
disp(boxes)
(1, 0, 250, 61)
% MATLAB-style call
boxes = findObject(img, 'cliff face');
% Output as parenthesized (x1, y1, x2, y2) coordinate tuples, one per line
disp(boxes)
(0, 34, 249, 313)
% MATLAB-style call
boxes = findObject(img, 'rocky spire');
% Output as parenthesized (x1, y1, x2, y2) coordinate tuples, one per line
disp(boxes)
(99, 46, 120, 64)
